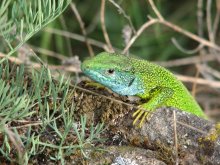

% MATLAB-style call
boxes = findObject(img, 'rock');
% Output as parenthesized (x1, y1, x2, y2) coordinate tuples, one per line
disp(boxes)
(88, 146, 166, 165)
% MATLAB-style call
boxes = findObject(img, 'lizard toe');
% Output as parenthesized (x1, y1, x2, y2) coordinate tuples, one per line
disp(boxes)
(132, 109, 144, 125)
(138, 111, 150, 127)
(133, 106, 152, 127)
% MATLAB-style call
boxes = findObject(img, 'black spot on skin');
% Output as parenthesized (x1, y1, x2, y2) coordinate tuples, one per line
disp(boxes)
(128, 77, 135, 87)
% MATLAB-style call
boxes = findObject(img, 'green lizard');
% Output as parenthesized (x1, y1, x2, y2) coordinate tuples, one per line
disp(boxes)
(81, 52, 207, 127)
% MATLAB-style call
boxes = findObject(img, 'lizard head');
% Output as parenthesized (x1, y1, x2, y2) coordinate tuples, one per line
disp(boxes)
(81, 52, 144, 96)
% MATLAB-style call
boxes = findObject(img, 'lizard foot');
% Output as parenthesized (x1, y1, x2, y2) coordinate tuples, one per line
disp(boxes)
(132, 106, 152, 128)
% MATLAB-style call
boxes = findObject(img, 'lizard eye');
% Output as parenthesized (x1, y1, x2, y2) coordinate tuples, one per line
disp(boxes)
(106, 69, 115, 75)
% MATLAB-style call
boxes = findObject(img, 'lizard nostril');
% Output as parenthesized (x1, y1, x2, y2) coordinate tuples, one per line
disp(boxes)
(85, 65, 90, 69)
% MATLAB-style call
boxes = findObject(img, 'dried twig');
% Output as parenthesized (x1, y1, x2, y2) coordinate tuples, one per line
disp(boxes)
(0, 52, 81, 73)
(3, 126, 24, 160)
(100, 0, 114, 52)
(156, 18, 220, 52)
(197, 0, 204, 37)
(148, 0, 164, 20)
(122, 19, 157, 54)
(44, 28, 111, 51)
(86, 10, 100, 34)
(156, 54, 218, 67)
(0, 52, 23, 64)
(71, 3, 94, 56)
(173, 111, 179, 165)
(108, 0, 136, 34)
(30, 45, 67, 60)
(213, 0, 220, 38)
(191, 68, 200, 97)
(123, 0, 220, 54)
(206, 0, 214, 43)
(196, 64, 220, 80)
(177, 75, 220, 88)
(171, 38, 204, 54)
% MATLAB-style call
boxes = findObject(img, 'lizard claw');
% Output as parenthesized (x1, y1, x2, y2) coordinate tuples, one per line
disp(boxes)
(132, 106, 151, 128)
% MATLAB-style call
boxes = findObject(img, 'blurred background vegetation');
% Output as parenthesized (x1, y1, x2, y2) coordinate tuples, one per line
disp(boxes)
(26, 0, 213, 61)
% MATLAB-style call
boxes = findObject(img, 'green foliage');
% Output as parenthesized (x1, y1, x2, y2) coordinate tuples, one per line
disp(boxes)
(73, 115, 105, 158)
(0, 61, 105, 163)
(0, 79, 32, 122)
(0, 0, 71, 62)
(0, 64, 32, 126)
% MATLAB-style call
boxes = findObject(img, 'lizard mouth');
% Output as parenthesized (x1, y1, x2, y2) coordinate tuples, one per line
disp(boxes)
(81, 65, 107, 84)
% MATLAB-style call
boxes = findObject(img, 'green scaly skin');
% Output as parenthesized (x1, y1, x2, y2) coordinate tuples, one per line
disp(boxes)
(81, 52, 207, 127)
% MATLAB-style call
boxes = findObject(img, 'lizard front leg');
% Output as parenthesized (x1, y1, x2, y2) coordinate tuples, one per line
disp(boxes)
(133, 86, 174, 127)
